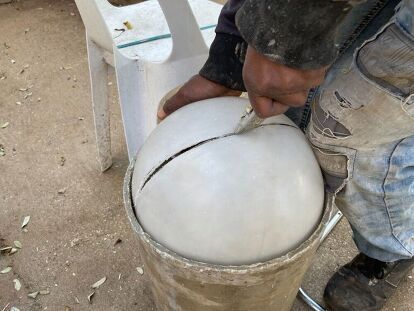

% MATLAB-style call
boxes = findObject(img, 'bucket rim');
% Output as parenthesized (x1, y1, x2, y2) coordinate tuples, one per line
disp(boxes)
(123, 156, 333, 273)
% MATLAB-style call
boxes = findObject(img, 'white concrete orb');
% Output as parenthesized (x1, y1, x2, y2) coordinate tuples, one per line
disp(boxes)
(132, 97, 324, 265)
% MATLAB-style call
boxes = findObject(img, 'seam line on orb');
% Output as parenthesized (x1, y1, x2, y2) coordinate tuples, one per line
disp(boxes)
(139, 123, 298, 192)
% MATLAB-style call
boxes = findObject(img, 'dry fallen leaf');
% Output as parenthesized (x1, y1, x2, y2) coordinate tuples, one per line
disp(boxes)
(10, 307, 20, 311)
(21, 216, 30, 228)
(136, 267, 144, 275)
(14, 241, 22, 249)
(60, 156, 66, 166)
(91, 276, 106, 289)
(1, 122, 9, 129)
(23, 92, 33, 99)
(87, 292, 95, 303)
(9, 248, 18, 255)
(13, 279, 21, 291)
(1, 267, 12, 274)
(28, 291, 39, 299)
(0, 246, 12, 252)
(39, 289, 50, 295)
(19, 64, 29, 74)
(58, 188, 66, 195)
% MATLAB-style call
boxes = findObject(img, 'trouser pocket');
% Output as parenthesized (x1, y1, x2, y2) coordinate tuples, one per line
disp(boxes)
(357, 23, 414, 97)
(309, 22, 414, 150)
(309, 142, 356, 194)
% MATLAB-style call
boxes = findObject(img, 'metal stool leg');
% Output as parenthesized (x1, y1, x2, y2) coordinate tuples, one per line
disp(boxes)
(298, 211, 343, 311)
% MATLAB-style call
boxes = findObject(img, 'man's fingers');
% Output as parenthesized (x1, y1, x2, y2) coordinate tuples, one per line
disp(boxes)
(248, 89, 307, 118)
(248, 93, 290, 118)
(157, 108, 167, 120)
(159, 77, 201, 119)
(242, 46, 327, 118)
(269, 90, 309, 108)
(158, 75, 242, 121)
(160, 92, 189, 118)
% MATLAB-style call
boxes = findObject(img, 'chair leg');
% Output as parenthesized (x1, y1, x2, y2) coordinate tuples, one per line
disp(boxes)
(86, 35, 112, 172)
(114, 48, 153, 160)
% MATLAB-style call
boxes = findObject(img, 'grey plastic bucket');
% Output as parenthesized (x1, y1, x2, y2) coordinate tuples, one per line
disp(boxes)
(124, 157, 333, 311)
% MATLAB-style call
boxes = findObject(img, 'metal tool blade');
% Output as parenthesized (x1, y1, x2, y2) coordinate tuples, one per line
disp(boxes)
(234, 105, 264, 134)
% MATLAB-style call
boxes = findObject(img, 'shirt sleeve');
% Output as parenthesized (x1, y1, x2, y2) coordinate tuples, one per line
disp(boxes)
(199, 0, 248, 91)
(235, 0, 354, 70)
(200, 0, 358, 90)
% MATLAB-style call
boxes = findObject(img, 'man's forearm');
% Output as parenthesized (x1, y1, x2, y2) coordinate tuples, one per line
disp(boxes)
(200, 0, 360, 91)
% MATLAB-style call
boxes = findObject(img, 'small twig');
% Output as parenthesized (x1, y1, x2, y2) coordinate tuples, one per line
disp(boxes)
(1, 302, 10, 311)
(113, 28, 125, 39)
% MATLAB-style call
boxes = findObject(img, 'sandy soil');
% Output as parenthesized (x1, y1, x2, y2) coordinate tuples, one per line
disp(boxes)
(0, 1, 412, 310)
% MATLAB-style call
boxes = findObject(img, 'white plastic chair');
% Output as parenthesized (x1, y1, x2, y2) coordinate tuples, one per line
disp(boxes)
(75, 0, 222, 171)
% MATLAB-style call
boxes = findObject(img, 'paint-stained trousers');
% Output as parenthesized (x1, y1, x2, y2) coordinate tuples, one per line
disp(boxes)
(307, 0, 414, 262)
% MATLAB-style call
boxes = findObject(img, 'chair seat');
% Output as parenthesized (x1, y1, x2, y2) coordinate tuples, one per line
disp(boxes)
(103, 0, 221, 62)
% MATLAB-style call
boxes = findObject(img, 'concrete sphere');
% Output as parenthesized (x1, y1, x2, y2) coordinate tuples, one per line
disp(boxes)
(132, 97, 324, 265)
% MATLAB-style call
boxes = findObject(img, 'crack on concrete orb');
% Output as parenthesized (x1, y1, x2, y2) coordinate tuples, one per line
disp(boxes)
(139, 123, 298, 192)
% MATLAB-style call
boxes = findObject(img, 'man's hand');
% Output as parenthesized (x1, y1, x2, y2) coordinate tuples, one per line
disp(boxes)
(158, 46, 327, 121)
(157, 75, 242, 120)
(243, 46, 327, 118)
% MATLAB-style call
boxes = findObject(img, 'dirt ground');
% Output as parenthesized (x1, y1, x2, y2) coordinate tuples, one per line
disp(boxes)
(0, 1, 413, 310)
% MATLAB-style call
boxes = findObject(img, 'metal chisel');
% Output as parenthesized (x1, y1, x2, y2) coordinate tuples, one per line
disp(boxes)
(233, 105, 264, 134)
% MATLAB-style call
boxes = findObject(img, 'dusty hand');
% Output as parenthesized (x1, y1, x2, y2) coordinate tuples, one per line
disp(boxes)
(157, 74, 242, 120)
(243, 46, 327, 118)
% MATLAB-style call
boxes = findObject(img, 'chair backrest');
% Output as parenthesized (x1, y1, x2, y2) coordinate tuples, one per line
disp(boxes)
(75, 0, 210, 60)
(158, 0, 208, 61)
(74, 0, 114, 52)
